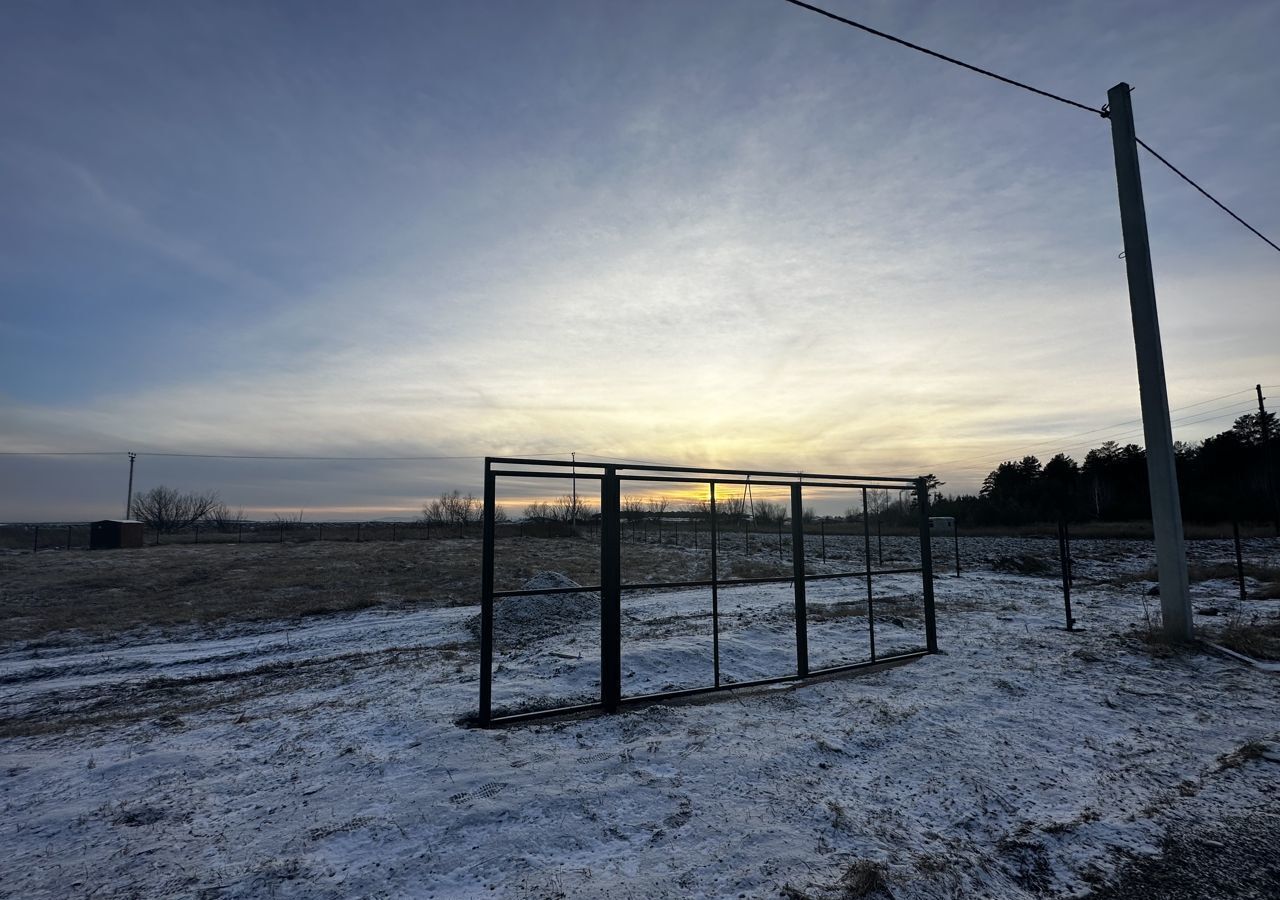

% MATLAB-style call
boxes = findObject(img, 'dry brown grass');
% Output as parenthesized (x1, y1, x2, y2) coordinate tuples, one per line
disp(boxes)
(1215, 617, 1280, 661)
(0, 537, 703, 644)
(1110, 562, 1280, 588)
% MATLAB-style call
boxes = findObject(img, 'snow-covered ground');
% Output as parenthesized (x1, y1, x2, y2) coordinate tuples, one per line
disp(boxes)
(2, 538, 1278, 898)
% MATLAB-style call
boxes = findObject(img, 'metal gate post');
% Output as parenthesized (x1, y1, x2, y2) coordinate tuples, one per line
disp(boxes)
(863, 487, 876, 662)
(479, 461, 496, 725)
(710, 483, 721, 687)
(600, 466, 622, 712)
(917, 479, 938, 653)
(790, 485, 809, 676)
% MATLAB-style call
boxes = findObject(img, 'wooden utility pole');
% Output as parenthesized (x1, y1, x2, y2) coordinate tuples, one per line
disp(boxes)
(1107, 82, 1192, 641)
(1258, 384, 1278, 535)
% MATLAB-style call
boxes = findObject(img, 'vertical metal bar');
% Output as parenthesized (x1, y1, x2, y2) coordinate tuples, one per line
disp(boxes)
(710, 482, 720, 688)
(777, 518, 783, 562)
(479, 462, 496, 726)
(954, 521, 961, 577)
(877, 518, 883, 566)
(356, 523, 361, 543)
(1058, 518, 1075, 630)
(694, 520, 698, 551)
(238, 522, 242, 544)
(821, 519, 826, 561)
(863, 488, 875, 661)
(600, 467, 622, 712)
(917, 479, 937, 653)
(745, 519, 749, 554)
(1233, 519, 1246, 604)
(32, 525, 38, 554)
(791, 485, 809, 677)
(67, 525, 72, 551)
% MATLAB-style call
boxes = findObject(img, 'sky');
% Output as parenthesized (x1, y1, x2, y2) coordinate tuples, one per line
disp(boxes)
(2, 0, 1278, 521)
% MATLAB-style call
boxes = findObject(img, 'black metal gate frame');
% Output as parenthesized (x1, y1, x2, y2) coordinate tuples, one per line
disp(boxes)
(479, 457, 937, 726)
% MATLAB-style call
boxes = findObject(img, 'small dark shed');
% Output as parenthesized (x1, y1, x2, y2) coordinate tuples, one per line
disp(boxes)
(90, 519, 145, 549)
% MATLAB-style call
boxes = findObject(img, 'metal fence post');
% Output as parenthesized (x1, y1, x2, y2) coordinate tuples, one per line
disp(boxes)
(821, 519, 826, 562)
(790, 485, 809, 677)
(954, 522, 961, 577)
(600, 467, 622, 712)
(67, 525, 72, 551)
(32, 525, 38, 554)
(1058, 518, 1075, 630)
(710, 483, 720, 688)
(1232, 519, 1247, 603)
(917, 480, 937, 653)
(863, 488, 876, 661)
(479, 462, 496, 725)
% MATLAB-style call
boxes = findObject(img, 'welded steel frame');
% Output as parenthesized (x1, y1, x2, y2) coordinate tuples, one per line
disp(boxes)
(478, 457, 937, 726)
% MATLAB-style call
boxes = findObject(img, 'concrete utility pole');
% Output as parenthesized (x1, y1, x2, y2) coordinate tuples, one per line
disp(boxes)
(1107, 82, 1192, 641)
(124, 452, 137, 520)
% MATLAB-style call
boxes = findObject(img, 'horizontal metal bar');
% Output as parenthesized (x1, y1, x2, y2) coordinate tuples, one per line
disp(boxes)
(805, 567, 923, 582)
(488, 469, 604, 480)
(486, 651, 931, 726)
(807, 650, 929, 676)
(621, 578, 718, 591)
(616, 567, 923, 593)
(486, 700, 603, 726)
(492, 584, 603, 598)
(486, 456, 919, 483)
(617, 474, 917, 491)
(616, 463, 920, 483)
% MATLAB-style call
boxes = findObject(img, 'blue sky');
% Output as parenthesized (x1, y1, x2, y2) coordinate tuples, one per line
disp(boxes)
(2, 0, 1277, 519)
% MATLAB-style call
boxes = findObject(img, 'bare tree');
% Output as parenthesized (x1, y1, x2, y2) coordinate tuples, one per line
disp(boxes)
(684, 500, 711, 520)
(131, 486, 220, 533)
(204, 501, 246, 533)
(646, 497, 670, 518)
(716, 495, 747, 520)
(551, 494, 594, 524)
(752, 500, 788, 526)
(522, 500, 552, 522)
(621, 495, 647, 523)
(421, 490, 479, 527)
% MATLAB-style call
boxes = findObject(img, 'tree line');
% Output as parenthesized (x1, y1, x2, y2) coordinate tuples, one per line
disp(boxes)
(925, 411, 1279, 527)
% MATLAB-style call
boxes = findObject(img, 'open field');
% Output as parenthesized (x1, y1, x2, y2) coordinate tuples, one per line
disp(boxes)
(2, 536, 1279, 898)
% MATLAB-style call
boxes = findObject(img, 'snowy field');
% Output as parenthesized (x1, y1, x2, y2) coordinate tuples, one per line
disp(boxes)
(2, 536, 1279, 898)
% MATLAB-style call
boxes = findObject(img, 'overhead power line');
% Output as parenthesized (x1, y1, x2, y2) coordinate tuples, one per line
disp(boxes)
(780, 0, 1103, 115)
(925, 391, 1258, 471)
(1135, 138, 1280, 254)
(940, 404, 1257, 475)
(780, 0, 1280, 255)
(0, 450, 572, 461)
